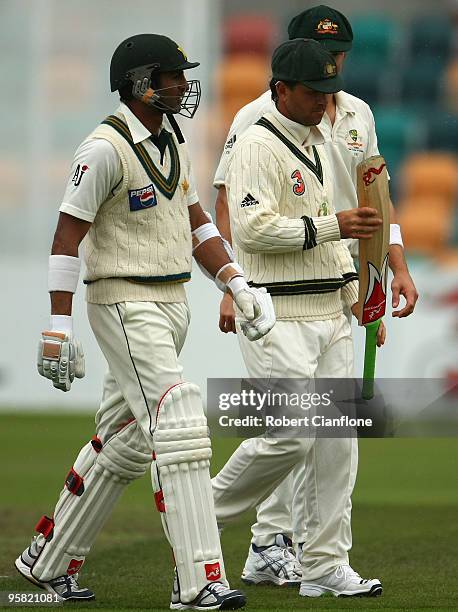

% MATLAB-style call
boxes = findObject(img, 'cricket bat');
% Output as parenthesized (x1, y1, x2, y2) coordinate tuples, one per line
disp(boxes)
(356, 155, 390, 400)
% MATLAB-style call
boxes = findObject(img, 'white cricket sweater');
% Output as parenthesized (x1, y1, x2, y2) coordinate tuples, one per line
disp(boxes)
(226, 108, 359, 321)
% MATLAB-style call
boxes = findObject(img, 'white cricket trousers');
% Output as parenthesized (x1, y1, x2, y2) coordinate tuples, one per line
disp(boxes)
(212, 314, 358, 580)
(87, 301, 189, 443)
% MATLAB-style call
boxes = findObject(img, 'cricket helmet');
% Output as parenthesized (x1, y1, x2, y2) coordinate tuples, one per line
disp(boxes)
(110, 33, 201, 118)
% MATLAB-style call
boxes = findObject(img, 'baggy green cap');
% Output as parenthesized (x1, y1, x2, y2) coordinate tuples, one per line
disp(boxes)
(288, 5, 353, 52)
(271, 38, 344, 94)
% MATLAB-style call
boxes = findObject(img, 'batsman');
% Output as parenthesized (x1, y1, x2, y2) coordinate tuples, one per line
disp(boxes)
(14, 33, 276, 609)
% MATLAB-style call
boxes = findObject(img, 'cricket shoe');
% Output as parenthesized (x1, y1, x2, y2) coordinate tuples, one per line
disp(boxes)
(241, 534, 301, 587)
(300, 564, 382, 598)
(170, 570, 246, 610)
(15, 537, 95, 602)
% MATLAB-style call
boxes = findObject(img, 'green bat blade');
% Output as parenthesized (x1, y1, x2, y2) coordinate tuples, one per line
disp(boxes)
(362, 319, 381, 400)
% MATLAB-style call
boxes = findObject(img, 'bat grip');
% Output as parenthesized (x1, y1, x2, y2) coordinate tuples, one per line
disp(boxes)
(362, 319, 381, 400)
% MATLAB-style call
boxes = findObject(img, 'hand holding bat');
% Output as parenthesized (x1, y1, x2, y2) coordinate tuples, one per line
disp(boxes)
(336, 207, 382, 239)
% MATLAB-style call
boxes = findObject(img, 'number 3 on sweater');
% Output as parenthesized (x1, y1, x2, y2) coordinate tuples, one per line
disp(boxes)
(291, 169, 305, 196)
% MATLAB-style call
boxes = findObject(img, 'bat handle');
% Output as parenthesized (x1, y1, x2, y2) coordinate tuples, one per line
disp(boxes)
(362, 319, 381, 400)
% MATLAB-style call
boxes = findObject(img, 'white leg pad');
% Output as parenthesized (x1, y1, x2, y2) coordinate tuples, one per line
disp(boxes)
(31, 421, 151, 582)
(152, 382, 226, 603)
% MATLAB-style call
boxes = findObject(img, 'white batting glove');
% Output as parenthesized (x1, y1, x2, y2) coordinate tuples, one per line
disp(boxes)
(37, 316, 85, 392)
(239, 287, 276, 341)
(228, 278, 276, 341)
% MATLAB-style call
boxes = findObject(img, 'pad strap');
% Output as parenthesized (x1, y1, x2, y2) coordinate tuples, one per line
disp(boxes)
(35, 516, 55, 541)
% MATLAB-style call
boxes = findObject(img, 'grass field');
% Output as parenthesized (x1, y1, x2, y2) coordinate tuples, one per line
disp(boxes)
(0, 413, 457, 611)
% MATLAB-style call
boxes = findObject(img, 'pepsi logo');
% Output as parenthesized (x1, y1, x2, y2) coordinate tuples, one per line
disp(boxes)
(140, 191, 155, 206)
(128, 183, 158, 212)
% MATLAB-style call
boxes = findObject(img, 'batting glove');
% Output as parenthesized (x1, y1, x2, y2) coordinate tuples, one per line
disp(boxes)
(37, 317, 85, 392)
(230, 283, 276, 342)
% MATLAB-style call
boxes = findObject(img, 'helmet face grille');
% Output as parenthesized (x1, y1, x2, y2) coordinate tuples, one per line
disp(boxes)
(179, 80, 201, 118)
(128, 65, 201, 118)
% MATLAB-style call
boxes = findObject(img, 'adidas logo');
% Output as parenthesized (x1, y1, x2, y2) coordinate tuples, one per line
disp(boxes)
(241, 193, 259, 208)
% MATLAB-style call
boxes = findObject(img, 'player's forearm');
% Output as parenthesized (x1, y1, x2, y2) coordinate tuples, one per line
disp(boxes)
(50, 292, 73, 316)
(48, 213, 90, 317)
(189, 202, 234, 275)
(49, 230, 79, 315)
(232, 216, 305, 253)
(389, 199, 397, 224)
(193, 237, 231, 278)
(189, 202, 244, 288)
(232, 212, 340, 254)
(215, 186, 233, 244)
(387, 200, 409, 275)
(388, 244, 410, 275)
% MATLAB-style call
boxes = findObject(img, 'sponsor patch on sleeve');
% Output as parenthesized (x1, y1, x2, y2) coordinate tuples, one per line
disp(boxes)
(224, 134, 236, 154)
(128, 184, 157, 211)
(72, 164, 89, 187)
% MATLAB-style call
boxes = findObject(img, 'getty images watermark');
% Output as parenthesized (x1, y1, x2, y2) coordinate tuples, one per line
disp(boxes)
(217, 387, 370, 430)
(207, 378, 458, 438)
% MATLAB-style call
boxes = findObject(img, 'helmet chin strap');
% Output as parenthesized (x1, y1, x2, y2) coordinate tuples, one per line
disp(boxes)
(131, 77, 201, 118)
(125, 64, 200, 118)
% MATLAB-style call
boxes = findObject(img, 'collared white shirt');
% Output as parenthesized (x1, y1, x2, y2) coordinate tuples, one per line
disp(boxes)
(318, 90, 382, 211)
(269, 103, 326, 148)
(60, 102, 199, 222)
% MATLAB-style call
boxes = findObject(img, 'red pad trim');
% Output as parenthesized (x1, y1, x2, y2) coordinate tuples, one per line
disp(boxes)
(91, 436, 103, 453)
(154, 490, 166, 512)
(65, 468, 84, 496)
(35, 515, 55, 540)
(156, 383, 184, 422)
(205, 562, 221, 581)
(116, 417, 136, 433)
(67, 559, 84, 576)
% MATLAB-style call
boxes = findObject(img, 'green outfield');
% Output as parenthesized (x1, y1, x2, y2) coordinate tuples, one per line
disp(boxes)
(0, 413, 457, 611)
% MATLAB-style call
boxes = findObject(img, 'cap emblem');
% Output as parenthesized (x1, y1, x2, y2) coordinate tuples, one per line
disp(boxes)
(177, 45, 188, 60)
(324, 62, 337, 77)
(316, 18, 339, 35)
